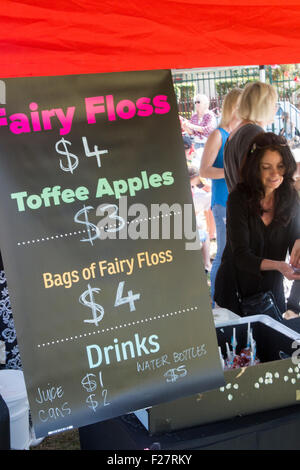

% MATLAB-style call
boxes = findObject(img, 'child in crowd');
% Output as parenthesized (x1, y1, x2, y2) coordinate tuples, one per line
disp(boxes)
(188, 166, 212, 273)
(183, 134, 196, 164)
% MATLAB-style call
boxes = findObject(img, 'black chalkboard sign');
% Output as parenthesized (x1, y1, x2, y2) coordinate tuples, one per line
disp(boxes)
(0, 70, 224, 437)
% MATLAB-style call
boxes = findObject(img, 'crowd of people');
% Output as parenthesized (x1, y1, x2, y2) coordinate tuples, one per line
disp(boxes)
(183, 81, 300, 319)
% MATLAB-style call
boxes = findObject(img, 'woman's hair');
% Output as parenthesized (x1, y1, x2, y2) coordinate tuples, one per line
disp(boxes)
(237, 81, 277, 124)
(238, 132, 298, 225)
(194, 94, 209, 108)
(220, 88, 243, 128)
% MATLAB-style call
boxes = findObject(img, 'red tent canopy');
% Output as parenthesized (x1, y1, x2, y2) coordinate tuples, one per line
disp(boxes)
(1, 0, 300, 78)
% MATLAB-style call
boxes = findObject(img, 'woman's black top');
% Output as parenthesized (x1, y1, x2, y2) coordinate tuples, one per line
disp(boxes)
(223, 123, 263, 193)
(214, 187, 300, 315)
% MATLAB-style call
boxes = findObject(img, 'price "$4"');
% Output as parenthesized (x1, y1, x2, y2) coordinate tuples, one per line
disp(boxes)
(80, 280, 140, 327)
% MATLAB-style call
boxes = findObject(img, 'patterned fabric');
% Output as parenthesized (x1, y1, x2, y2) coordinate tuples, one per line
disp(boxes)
(189, 111, 216, 138)
(0, 254, 22, 370)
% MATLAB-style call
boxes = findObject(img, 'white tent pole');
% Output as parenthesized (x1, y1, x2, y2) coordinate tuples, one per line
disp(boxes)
(259, 65, 266, 83)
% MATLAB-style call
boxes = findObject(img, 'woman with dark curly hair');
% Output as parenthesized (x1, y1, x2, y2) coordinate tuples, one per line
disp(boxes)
(214, 132, 300, 316)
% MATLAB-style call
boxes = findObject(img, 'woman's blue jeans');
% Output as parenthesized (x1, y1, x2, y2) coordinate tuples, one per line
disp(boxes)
(210, 204, 227, 306)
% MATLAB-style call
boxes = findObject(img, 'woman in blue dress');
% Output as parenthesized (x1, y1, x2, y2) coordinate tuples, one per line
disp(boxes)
(200, 88, 242, 305)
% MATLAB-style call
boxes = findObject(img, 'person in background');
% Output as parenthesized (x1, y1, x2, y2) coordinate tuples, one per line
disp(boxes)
(224, 81, 278, 193)
(183, 94, 216, 150)
(183, 134, 195, 164)
(287, 165, 300, 318)
(214, 132, 300, 316)
(188, 166, 212, 273)
(279, 111, 296, 142)
(295, 162, 300, 192)
(200, 88, 242, 305)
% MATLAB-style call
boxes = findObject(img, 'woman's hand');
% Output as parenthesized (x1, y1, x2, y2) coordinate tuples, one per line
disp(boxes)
(184, 122, 194, 135)
(261, 258, 300, 279)
(283, 310, 299, 320)
(290, 239, 300, 268)
(186, 122, 203, 133)
(277, 261, 300, 280)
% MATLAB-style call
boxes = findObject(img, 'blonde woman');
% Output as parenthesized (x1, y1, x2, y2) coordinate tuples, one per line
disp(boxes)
(200, 88, 242, 304)
(224, 81, 278, 193)
(183, 94, 216, 149)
